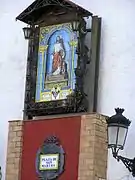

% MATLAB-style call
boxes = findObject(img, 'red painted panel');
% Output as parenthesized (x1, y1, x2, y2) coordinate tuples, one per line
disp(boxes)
(21, 116, 81, 180)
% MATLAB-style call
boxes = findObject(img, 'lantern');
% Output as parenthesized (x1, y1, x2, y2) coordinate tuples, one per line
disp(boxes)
(107, 108, 131, 153)
(23, 26, 32, 39)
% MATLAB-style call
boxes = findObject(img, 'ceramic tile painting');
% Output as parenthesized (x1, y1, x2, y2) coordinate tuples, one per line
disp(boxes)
(35, 23, 78, 102)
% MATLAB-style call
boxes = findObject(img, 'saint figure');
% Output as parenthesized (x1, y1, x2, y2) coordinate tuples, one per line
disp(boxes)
(52, 36, 66, 75)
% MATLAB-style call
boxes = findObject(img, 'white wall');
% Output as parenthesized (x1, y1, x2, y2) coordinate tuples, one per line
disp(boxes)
(1, 0, 135, 179)
(0, 1, 33, 179)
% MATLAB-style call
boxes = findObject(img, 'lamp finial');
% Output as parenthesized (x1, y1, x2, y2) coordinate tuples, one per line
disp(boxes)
(115, 108, 125, 114)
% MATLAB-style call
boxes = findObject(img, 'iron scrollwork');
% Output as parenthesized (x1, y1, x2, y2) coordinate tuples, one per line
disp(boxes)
(23, 19, 91, 119)
(68, 18, 91, 113)
(114, 154, 135, 177)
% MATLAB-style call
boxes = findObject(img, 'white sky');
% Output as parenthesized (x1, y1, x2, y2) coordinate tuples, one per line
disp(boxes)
(1, 0, 135, 180)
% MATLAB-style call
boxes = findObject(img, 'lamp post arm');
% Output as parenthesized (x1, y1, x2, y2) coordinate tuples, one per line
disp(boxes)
(86, 28, 91, 32)
(115, 155, 135, 176)
(80, 28, 91, 34)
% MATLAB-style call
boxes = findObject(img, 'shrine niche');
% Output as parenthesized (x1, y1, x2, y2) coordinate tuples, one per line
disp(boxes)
(36, 23, 78, 102)
(16, 0, 101, 119)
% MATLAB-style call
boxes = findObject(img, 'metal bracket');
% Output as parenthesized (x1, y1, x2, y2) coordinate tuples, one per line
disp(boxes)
(115, 155, 135, 177)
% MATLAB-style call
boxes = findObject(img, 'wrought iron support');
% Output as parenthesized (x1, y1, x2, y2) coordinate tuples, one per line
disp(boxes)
(113, 153, 135, 177)
(73, 18, 90, 112)
(23, 25, 38, 120)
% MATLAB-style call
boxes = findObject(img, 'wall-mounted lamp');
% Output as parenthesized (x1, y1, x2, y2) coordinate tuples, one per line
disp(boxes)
(23, 24, 38, 40)
(23, 26, 32, 40)
(106, 108, 135, 177)
(71, 19, 91, 34)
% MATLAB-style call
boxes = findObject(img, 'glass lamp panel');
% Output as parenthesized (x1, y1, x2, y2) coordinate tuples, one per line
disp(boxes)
(84, 16, 92, 29)
(71, 21, 76, 31)
(72, 21, 79, 31)
(73, 21, 76, 30)
(76, 21, 80, 30)
(108, 126, 118, 147)
(117, 126, 128, 149)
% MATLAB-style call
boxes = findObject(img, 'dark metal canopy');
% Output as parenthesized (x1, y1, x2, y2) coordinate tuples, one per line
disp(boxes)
(107, 108, 131, 126)
(16, 0, 92, 25)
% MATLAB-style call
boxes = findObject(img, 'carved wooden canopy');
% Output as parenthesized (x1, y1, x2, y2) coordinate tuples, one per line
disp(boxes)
(16, 0, 92, 25)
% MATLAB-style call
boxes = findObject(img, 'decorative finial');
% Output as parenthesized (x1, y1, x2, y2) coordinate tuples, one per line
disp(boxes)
(115, 108, 125, 114)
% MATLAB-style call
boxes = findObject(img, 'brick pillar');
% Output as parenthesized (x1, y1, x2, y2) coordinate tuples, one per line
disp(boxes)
(78, 114, 108, 180)
(5, 121, 23, 180)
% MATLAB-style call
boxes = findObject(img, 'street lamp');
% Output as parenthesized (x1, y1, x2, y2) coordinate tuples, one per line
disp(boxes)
(107, 108, 135, 177)
(107, 108, 131, 153)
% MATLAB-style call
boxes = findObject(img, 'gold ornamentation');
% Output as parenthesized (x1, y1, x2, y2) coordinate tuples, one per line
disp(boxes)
(69, 41, 78, 47)
(39, 45, 48, 53)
